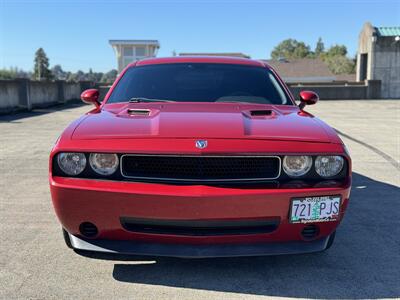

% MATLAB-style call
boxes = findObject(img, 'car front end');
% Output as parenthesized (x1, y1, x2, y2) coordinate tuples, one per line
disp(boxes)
(50, 135, 351, 257)
(49, 57, 351, 257)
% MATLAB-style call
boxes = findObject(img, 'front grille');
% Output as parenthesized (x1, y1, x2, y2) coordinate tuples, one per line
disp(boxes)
(120, 217, 280, 236)
(121, 155, 280, 182)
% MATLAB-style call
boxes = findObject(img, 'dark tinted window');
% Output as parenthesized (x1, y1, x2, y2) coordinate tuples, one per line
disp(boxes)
(107, 63, 291, 105)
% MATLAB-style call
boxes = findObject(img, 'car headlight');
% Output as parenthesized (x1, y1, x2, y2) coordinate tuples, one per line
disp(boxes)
(282, 156, 312, 177)
(57, 152, 87, 175)
(315, 156, 344, 177)
(89, 153, 119, 175)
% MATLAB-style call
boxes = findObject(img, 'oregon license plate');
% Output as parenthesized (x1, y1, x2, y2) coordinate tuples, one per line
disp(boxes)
(290, 196, 341, 223)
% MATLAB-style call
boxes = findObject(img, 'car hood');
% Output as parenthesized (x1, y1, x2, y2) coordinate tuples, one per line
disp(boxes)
(72, 102, 333, 143)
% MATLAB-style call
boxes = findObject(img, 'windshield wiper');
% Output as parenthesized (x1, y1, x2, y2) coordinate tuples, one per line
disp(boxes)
(128, 97, 175, 103)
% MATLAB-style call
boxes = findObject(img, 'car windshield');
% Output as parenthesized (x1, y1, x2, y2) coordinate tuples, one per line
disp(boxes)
(107, 63, 291, 105)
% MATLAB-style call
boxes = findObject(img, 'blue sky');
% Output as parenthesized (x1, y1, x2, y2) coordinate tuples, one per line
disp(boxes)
(1, 0, 399, 72)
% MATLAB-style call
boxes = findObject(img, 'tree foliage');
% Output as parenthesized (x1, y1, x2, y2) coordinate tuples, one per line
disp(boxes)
(271, 39, 311, 60)
(322, 52, 355, 74)
(315, 37, 325, 56)
(0, 67, 31, 79)
(325, 44, 347, 57)
(51, 64, 68, 80)
(2, 48, 117, 82)
(100, 69, 118, 83)
(270, 38, 355, 74)
(33, 48, 53, 80)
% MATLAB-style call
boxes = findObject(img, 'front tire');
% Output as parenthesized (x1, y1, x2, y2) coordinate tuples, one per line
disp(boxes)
(62, 228, 73, 249)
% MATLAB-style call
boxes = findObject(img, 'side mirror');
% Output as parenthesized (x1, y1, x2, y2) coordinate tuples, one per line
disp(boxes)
(299, 91, 319, 110)
(81, 89, 100, 108)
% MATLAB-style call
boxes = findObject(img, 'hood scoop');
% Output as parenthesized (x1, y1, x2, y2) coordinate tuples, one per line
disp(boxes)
(127, 108, 151, 116)
(250, 110, 273, 116)
(242, 109, 277, 119)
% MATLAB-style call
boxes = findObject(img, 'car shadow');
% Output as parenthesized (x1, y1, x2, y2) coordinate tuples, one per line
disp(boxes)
(0, 101, 85, 123)
(105, 172, 399, 298)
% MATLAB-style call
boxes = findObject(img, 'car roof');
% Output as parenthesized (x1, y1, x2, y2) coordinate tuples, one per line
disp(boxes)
(131, 56, 268, 68)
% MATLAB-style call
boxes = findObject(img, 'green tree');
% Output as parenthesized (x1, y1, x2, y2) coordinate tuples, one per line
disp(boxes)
(51, 64, 67, 80)
(324, 55, 355, 74)
(86, 68, 97, 81)
(271, 39, 311, 60)
(67, 70, 85, 82)
(325, 44, 347, 57)
(315, 37, 325, 56)
(0, 69, 17, 79)
(100, 69, 118, 83)
(0, 67, 31, 79)
(321, 44, 355, 74)
(33, 48, 53, 80)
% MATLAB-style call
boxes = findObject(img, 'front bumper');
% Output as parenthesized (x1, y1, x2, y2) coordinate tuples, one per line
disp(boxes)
(69, 232, 331, 258)
(51, 176, 350, 252)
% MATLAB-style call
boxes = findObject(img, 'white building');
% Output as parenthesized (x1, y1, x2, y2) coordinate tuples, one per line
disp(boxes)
(109, 40, 160, 72)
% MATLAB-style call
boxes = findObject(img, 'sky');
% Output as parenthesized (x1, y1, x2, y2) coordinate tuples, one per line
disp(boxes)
(0, 0, 399, 73)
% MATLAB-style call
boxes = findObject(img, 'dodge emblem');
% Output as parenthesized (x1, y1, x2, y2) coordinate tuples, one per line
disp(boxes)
(195, 140, 208, 149)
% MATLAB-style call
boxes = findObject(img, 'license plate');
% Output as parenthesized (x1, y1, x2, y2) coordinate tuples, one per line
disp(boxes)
(290, 196, 341, 223)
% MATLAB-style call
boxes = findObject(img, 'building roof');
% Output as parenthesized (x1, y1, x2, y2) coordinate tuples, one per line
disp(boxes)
(179, 52, 251, 59)
(375, 27, 400, 37)
(109, 40, 160, 47)
(263, 58, 338, 82)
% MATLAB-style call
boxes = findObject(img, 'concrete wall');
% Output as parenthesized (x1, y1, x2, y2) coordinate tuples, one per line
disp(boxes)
(0, 80, 93, 113)
(29, 81, 59, 106)
(372, 37, 400, 98)
(288, 80, 381, 100)
(0, 80, 19, 110)
(97, 81, 382, 103)
(289, 85, 367, 100)
(64, 82, 82, 101)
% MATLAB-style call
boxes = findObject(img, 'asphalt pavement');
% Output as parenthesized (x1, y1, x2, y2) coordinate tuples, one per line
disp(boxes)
(1, 100, 399, 299)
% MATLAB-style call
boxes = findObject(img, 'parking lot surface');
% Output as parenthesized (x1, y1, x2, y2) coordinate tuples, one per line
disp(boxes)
(1, 100, 399, 299)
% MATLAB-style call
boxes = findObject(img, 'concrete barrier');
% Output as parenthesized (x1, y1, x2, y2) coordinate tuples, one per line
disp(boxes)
(96, 81, 382, 103)
(0, 80, 96, 114)
(29, 81, 59, 106)
(0, 80, 19, 111)
(287, 80, 382, 100)
(0, 79, 385, 114)
(64, 82, 82, 102)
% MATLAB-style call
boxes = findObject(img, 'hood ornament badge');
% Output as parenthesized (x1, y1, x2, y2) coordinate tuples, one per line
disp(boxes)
(195, 140, 208, 149)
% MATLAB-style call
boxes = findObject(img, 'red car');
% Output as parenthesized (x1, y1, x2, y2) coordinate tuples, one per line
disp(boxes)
(49, 56, 351, 258)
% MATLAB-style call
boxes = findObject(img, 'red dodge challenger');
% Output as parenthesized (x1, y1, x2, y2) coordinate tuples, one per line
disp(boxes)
(49, 56, 351, 257)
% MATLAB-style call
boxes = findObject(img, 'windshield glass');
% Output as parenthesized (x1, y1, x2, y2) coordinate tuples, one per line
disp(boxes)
(107, 63, 291, 105)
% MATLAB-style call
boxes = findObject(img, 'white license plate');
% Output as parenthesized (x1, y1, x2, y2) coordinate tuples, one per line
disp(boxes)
(290, 196, 341, 223)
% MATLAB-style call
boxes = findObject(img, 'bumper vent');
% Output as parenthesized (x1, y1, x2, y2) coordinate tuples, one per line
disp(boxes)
(121, 155, 281, 183)
(301, 224, 319, 240)
(79, 222, 98, 238)
(121, 217, 280, 236)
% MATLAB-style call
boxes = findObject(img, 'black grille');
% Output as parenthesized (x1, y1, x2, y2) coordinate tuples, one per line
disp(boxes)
(121, 217, 280, 236)
(121, 155, 280, 182)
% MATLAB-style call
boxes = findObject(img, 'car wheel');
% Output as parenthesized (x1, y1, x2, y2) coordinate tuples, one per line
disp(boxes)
(62, 228, 73, 249)
(325, 231, 336, 250)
